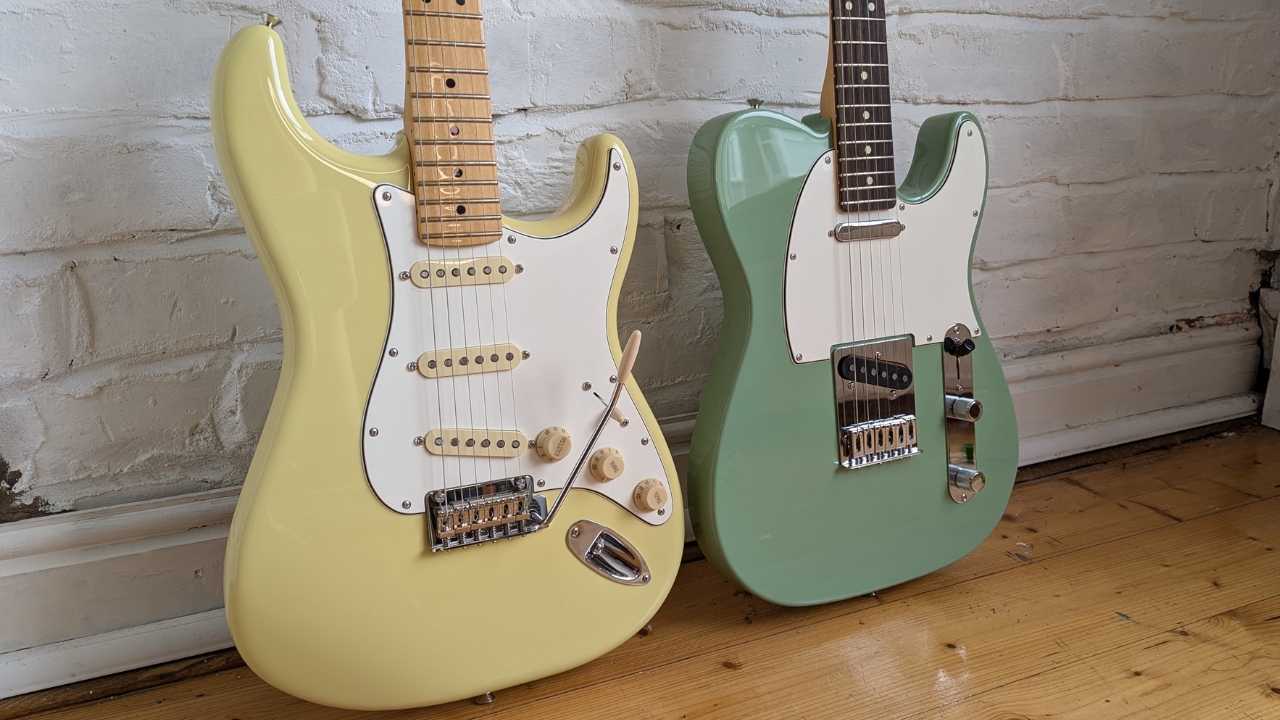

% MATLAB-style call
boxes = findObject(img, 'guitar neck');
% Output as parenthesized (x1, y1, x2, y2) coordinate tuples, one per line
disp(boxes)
(825, 0, 897, 214)
(402, 0, 503, 247)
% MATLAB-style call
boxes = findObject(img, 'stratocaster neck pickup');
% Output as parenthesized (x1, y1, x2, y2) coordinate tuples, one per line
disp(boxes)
(417, 343, 523, 378)
(424, 428, 529, 458)
(409, 256, 516, 289)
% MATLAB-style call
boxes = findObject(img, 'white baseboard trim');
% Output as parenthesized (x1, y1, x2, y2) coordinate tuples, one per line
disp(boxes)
(0, 323, 1261, 699)
(0, 610, 231, 699)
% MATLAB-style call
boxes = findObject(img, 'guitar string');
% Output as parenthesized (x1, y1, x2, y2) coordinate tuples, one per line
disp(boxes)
(407, 0, 448, 508)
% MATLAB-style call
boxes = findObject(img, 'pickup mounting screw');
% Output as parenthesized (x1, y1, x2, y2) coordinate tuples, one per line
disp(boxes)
(402, 500, 411, 509)
(408, 361, 419, 371)
(381, 191, 392, 202)
(641, 573, 651, 583)
(522, 350, 530, 359)
(399, 271, 410, 281)
(414, 436, 424, 445)
(368, 428, 379, 437)
(515, 264, 524, 273)
(582, 382, 592, 391)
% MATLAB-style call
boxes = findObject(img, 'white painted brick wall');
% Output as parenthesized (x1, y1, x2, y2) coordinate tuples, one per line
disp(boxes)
(0, 0, 1276, 514)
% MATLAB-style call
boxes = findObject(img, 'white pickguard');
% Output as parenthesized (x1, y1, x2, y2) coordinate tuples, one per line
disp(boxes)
(784, 120, 986, 360)
(362, 149, 673, 525)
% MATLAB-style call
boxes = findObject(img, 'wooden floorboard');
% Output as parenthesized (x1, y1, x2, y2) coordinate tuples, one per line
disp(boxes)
(14, 426, 1280, 720)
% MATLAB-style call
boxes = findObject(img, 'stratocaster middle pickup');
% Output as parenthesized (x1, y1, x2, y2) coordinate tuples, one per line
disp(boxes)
(417, 343, 524, 378)
(408, 256, 516, 289)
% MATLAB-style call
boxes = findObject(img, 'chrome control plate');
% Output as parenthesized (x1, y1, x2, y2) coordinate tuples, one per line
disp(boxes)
(832, 337, 920, 469)
(942, 324, 982, 503)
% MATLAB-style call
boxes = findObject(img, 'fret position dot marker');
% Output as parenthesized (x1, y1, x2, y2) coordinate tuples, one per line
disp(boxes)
(869, 2, 876, 10)
(845, 1, 853, 8)
(865, 145, 872, 154)
(861, 71, 869, 80)
(863, 110, 870, 120)
(866, 176, 874, 185)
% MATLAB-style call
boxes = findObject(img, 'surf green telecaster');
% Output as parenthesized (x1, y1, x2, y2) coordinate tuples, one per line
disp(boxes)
(686, 0, 1019, 606)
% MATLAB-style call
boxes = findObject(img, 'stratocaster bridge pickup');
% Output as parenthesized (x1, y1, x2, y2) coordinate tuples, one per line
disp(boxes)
(424, 428, 529, 458)
(417, 343, 523, 378)
(426, 476, 546, 552)
(408, 256, 516, 289)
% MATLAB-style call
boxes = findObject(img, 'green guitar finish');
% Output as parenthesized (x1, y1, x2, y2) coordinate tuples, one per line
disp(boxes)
(687, 109, 1019, 606)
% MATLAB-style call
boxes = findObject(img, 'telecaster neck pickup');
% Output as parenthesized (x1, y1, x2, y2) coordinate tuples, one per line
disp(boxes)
(833, 220, 904, 243)
(426, 476, 546, 552)
(832, 337, 920, 469)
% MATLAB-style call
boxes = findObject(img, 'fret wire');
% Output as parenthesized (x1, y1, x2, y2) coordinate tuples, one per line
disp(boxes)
(415, 160, 498, 166)
(417, 230, 506, 238)
(405, 9, 484, 17)
(413, 139, 497, 146)
(420, 198, 502, 205)
(408, 92, 492, 99)
(418, 180, 497, 186)
(407, 67, 490, 74)
(412, 116, 495, 123)
(407, 39, 487, 48)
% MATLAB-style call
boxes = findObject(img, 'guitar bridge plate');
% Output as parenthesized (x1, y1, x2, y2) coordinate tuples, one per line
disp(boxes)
(426, 476, 546, 552)
(833, 337, 920, 469)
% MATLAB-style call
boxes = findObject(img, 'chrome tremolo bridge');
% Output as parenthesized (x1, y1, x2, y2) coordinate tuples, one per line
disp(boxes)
(426, 476, 546, 552)
(832, 337, 920, 468)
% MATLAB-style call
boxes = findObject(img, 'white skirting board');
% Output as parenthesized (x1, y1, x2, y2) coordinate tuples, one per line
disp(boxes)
(0, 323, 1261, 699)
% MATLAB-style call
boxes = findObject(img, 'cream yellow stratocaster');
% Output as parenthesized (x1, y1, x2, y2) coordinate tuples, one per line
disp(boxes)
(211, 6, 682, 711)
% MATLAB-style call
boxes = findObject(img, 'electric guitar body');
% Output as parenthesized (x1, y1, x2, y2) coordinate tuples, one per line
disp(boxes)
(686, 1, 1019, 607)
(212, 10, 681, 711)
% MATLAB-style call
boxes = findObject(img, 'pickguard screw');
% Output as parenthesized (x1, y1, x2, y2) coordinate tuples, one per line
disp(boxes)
(537, 479, 545, 487)
(398, 271, 410, 281)
(507, 235, 516, 244)
(967, 129, 973, 137)
(381, 191, 392, 201)
(522, 350, 531, 359)
(657, 508, 666, 516)
(641, 437, 649, 445)
(790, 253, 797, 260)
(927, 335, 933, 341)
(795, 354, 803, 361)
(973, 210, 979, 217)
(825, 156, 832, 164)
(389, 348, 399, 357)
(402, 500, 411, 509)
(515, 264, 524, 274)
(368, 428, 379, 436)
(613, 162, 622, 171)
(900, 203, 906, 211)
(414, 436, 424, 445)
(570, 527, 580, 538)
(582, 382, 592, 391)
(610, 375, 618, 383)
(610, 246, 619, 255)
(408, 361, 418, 371)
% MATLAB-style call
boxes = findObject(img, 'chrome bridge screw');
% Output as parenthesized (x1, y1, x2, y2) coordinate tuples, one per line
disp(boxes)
(514, 477, 527, 490)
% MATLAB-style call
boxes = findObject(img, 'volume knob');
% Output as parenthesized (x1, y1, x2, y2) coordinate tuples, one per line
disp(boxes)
(535, 426, 572, 463)
(632, 478, 668, 512)
(589, 447, 626, 482)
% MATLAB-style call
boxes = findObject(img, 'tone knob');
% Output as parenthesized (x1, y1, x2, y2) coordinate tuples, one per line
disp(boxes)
(535, 426, 572, 462)
(589, 447, 626, 482)
(633, 478, 668, 512)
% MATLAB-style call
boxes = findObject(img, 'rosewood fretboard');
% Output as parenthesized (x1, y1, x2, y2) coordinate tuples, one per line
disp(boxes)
(402, 0, 502, 247)
(829, 0, 897, 213)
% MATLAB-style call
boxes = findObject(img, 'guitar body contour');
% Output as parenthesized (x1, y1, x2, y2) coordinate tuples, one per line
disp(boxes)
(212, 26, 682, 710)
(687, 108, 1019, 607)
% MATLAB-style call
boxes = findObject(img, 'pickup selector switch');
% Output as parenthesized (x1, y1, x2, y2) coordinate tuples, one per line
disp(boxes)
(589, 447, 626, 482)
(632, 478, 668, 512)
(535, 426, 572, 462)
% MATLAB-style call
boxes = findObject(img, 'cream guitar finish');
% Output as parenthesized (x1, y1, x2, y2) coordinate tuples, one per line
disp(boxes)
(211, 17, 683, 711)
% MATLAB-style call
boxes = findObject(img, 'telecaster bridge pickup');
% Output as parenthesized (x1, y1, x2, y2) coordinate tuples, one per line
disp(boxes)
(426, 476, 546, 552)
(424, 428, 529, 458)
(408, 256, 516, 289)
(417, 343, 523, 378)
(832, 337, 920, 469)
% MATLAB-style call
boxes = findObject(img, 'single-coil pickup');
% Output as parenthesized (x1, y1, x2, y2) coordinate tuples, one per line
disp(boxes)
(409, 257, 516, 289)
(837, 354, 913, 391)
(424, 428, 529, 458)
(417, 343, 523, 379)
